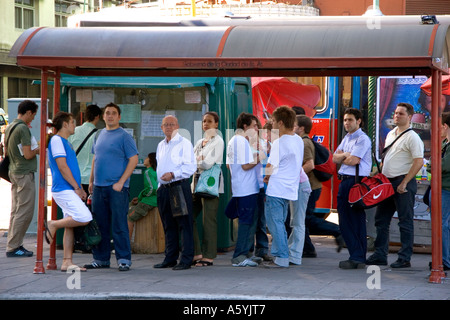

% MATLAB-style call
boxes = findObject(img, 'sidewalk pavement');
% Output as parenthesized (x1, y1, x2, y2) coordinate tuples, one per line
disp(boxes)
(0, 231, 448, 301)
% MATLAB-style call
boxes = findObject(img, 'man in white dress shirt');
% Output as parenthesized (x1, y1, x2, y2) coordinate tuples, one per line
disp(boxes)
(154, 115, 197, 270)
(333, 108, 371, 269)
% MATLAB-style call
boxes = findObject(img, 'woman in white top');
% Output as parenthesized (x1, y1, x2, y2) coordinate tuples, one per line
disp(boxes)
(192, 112, 224, 267)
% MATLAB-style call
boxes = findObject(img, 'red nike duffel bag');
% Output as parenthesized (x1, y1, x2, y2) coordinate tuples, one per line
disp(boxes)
(348, 173, 395, 210)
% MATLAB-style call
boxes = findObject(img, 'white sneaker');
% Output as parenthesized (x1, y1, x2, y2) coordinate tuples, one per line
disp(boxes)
(232, 258, 258, 267)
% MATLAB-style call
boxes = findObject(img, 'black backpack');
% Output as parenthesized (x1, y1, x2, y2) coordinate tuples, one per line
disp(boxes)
(303, 136, 336, 182)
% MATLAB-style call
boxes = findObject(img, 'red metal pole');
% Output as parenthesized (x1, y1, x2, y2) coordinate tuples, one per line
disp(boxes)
(47, 69, 60, 270)
(33, 68, 48, 274)
(429, 69, 446, 283)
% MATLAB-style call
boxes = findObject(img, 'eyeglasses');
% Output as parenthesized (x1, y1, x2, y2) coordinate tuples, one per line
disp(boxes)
(162, 123, 177, 127)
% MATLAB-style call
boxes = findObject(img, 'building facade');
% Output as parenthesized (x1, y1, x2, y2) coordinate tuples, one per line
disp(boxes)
(0, 0, 119, 114)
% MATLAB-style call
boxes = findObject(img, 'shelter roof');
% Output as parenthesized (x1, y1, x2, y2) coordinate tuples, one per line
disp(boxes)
(9, 15, 450, 77)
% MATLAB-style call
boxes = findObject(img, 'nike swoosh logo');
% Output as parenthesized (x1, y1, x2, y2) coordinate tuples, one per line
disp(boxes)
(373, 191, 383, 199)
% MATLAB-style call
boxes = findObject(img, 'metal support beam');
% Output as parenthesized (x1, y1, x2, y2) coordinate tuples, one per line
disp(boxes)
(33, 68, 49, 274)
(47, 69, 61, 270)
(429, 69, 446, 283)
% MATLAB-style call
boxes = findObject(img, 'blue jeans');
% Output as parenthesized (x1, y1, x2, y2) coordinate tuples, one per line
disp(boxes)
(440, 189, 450, 268)
(250, 188, 269, 257)
(303, 188, 321, 253)
(231, 193, 258, 264)
(374, 176, 417, 262)
(289, 180, 311, 264)
(265, 195, 290, 267)
(92, 185, 131, 266)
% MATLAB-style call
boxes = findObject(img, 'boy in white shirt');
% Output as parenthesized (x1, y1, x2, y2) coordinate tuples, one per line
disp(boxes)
(264, 106, 304, 267)
(226, 112, 261, 267)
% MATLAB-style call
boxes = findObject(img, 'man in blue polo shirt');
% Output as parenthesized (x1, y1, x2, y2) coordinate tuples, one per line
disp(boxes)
(47, 112, 92, 271)
(333, 108, 371, 269)
(85, 103, 138, 272)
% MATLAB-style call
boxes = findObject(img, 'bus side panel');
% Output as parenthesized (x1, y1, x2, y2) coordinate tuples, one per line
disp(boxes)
(311, 77, 339, 214)
(310, 118, 338, 213)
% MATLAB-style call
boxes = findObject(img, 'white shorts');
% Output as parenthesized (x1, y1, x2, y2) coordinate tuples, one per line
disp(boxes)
(52, 190, 92, 223)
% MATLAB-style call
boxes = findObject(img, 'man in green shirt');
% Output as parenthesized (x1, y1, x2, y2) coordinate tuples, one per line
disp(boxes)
(5, 100, 39, 257)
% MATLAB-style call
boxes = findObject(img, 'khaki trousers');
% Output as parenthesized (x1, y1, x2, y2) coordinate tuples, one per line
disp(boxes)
(7, 172, 35, 252)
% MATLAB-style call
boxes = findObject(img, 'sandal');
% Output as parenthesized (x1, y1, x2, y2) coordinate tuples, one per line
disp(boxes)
(61, 265, 87, 272)
(43, 220, 54, 245)
(61, 259, 87, 272)
(195, 260, 213, 267)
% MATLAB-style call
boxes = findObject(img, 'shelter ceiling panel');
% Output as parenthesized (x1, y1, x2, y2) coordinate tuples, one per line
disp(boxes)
(11, 27, 229, 58)
(221, 25, 438, 58)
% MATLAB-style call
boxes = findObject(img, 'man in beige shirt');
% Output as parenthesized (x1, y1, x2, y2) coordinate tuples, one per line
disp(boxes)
(367, 102, 424, 268)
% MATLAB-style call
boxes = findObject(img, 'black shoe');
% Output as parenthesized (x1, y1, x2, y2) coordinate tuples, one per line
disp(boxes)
(366, 254, 388, 266)
(154, 261, 177, 269)
(335, 235, 345, 253)
(258, 254, 274, 262)
(6, 246, 33, 257)
(302, 251, 317, 258)
(390, 259, 411, 268)
(172, 263, 191, 270)
(339, 259, 365, 269)
(83, 262, 110, 269)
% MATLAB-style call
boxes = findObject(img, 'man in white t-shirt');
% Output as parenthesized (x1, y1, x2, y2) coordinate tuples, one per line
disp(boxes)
(226, 112, 262, 267)
(263, 106, 304, 268)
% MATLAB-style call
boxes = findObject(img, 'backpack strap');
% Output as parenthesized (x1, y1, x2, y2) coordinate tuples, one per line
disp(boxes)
(75, 128, 98, 156)
(381, 128, 412, 162)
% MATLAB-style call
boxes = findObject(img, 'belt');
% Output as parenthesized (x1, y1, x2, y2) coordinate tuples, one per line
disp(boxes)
(161, 178, 188, 189)
(388, 175, 406, 181)
(338, 174, 366, 181)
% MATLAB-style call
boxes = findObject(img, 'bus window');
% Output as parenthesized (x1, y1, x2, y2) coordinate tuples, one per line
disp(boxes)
(340, 77, 352, 109)
(68, 85, 208, 163)
(286, 76, 327, 113)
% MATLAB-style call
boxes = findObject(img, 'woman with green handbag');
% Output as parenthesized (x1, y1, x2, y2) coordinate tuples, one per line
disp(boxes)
(192, 112, 224, 267)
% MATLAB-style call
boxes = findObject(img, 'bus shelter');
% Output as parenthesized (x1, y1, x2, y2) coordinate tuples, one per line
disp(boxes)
(9, 15, 449, 283)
